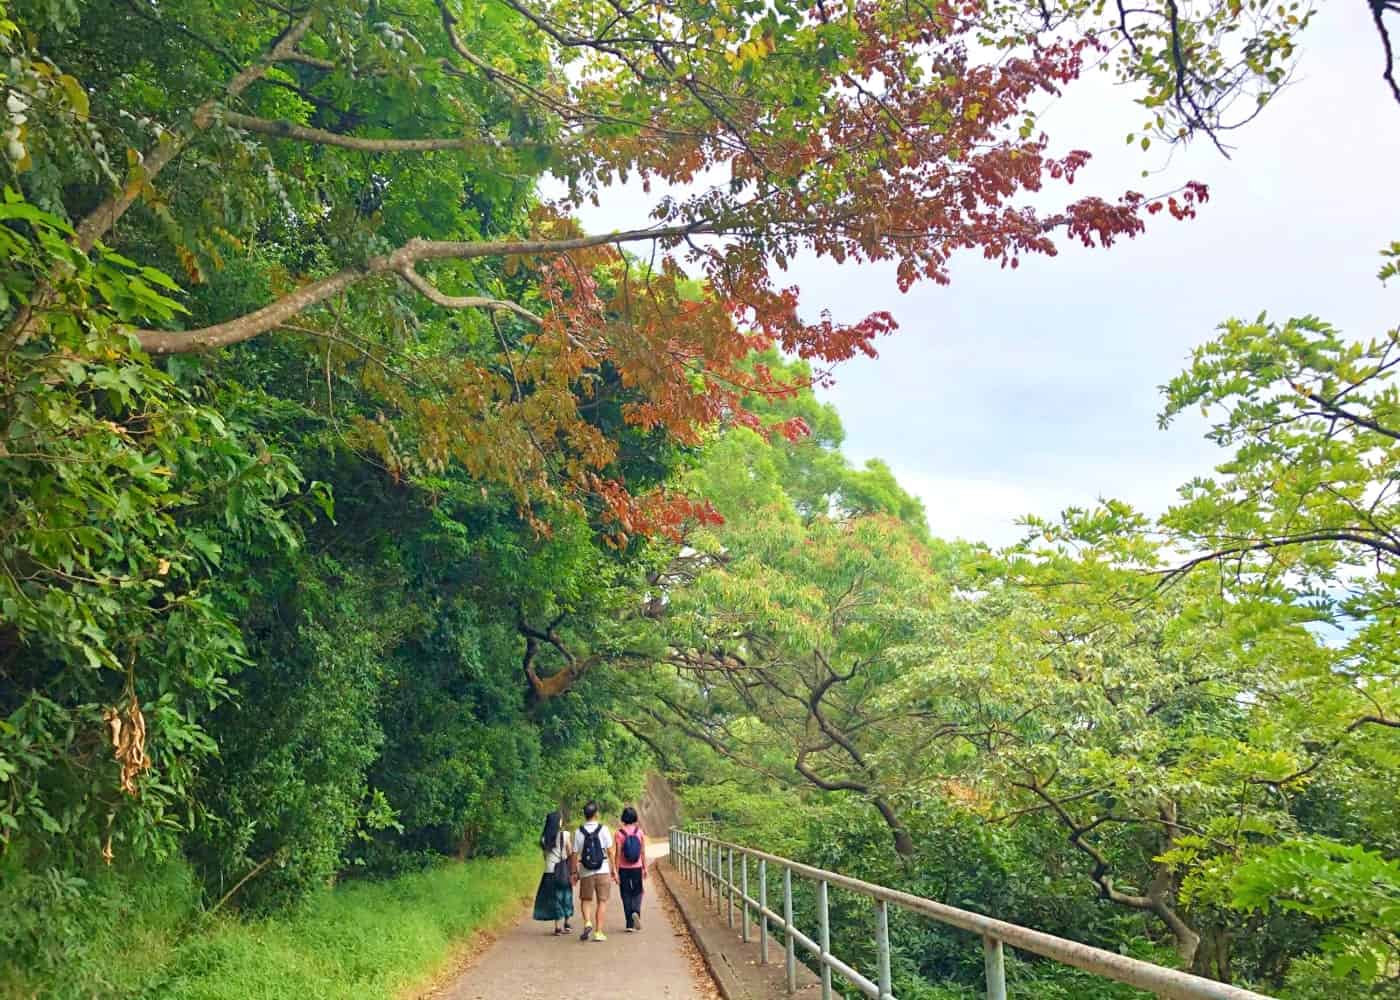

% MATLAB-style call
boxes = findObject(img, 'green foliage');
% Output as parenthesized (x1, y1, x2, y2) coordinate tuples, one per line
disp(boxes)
(1233, 838, 1400, 984)
(1159, 309, 1400, 733)
(0, 851, 538, 1000)
(147, 853, 540, 1000)
(0, 189, 306, 863)
(0, 854, 199, 999)
(185, 557, 390, 911)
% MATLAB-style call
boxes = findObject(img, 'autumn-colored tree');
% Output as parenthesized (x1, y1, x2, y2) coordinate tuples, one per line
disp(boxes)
(3, 0, 1209, 527)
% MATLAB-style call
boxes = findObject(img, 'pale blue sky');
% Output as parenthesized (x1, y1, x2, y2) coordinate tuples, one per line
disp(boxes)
(561, 2, 1400, 545)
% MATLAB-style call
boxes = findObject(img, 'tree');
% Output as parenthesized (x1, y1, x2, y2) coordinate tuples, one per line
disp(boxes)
(5, 0, 1208, 516)
(651, 510, 946, 856)
(0, 191, 308, 863)
(1158, 267, 1400, 739)
(612, 390, 965, 857)
(942, 529, 1329, 978)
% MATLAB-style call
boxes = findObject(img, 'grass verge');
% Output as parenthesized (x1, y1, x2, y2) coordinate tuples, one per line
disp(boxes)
(150, 853, 539, 1000)
(0, 853, 539, 1000)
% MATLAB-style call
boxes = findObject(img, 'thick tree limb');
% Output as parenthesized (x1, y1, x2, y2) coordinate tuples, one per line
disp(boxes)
(130, 224, 715, 354)
(1017, 777, 1201, 965)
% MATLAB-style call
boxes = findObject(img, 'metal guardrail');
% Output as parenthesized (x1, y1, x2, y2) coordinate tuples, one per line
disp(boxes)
(668, 828, 1277, 1000)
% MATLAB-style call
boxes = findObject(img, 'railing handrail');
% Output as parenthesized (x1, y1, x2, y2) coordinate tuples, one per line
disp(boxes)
(669, 827, 1277, 1000)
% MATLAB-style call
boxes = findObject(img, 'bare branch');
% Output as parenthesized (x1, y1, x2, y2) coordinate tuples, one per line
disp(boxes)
(1369, 0, 1400, 107)
(396, 266, 543, 324)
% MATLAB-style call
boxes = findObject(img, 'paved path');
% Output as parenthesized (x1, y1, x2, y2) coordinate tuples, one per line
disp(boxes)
(440, 844, 719, 1000)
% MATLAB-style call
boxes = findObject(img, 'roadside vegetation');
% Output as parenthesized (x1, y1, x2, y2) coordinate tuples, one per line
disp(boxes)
(2, 0, 1396, 997)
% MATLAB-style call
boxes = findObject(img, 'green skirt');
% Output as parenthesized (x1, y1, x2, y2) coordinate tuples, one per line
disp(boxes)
(532, 872, 574, 922)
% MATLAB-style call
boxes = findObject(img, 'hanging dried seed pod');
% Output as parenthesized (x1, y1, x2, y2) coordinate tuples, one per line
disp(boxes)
(102, 695, 151, 796)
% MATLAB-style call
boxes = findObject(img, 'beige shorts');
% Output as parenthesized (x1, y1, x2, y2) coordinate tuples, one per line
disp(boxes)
(578, 873, 612, 902)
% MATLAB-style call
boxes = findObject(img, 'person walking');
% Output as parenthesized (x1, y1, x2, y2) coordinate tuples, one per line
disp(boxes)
(571, 801, 615, 942)
(532, 811, 574, 935)
(615, 806, 647, 932)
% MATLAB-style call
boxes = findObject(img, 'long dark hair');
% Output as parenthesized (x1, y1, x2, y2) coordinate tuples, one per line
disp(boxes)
(540, 810, 561, 852)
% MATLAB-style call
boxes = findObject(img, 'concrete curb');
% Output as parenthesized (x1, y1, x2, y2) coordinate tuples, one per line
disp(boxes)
(658, 856, 820, 1000)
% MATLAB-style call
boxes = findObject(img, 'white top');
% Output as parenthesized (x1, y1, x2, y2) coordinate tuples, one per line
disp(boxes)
(543, 829, 570, 873)
(572, 821, 612, 876)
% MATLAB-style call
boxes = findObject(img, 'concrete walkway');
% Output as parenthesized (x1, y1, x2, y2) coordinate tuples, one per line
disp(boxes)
(440, 844, 719, 1000)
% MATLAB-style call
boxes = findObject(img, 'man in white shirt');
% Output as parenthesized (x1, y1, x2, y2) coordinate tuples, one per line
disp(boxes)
(571, 800, 616, 941)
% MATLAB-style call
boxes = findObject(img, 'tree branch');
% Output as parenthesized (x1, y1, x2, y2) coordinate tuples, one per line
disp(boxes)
(220, 110, 504, 154)
(395, 266, 542, 324)
(130, 224, 715, 354)
(74, 11, 320, 252)
(1301, 385, 1400, 441)
(1369, 0, 1400, 107)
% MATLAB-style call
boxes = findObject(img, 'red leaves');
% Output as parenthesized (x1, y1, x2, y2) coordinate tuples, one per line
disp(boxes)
(1147, 181, 1210, 221)
(424, 2, 1213, 542)
(590, 474, 725, 549)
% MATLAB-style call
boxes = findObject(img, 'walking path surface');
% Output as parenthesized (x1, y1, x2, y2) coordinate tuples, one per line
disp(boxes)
(439, 843, 720, 1000)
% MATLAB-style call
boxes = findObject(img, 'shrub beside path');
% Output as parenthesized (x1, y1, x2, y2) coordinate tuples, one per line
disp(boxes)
(438, 842, 720, 1000)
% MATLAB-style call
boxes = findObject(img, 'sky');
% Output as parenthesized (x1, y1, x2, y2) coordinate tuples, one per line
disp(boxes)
(557, 3, 1400, 546)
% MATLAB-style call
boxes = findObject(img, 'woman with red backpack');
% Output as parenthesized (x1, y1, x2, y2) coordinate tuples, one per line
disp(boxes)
(614, 806, 647, 932)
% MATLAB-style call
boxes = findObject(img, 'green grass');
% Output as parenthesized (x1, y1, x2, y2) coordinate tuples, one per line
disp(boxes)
(0, 853, 539, 1000)
(151, 853, 539, 1000)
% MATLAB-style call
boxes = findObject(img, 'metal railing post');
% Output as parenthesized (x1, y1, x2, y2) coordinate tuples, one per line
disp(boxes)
(714, 841, 721, 910)
(818, 879, 832, 1000)
(703, 839, 711, 901)
(783, 865, 796, 995)
(741, 852, 751, 942)
(984, 935, 1007, 1000)
(877, 899, 893, 1000)
(708, 840, 715, 903)
(727, 845, 735, 928)
(759, 858, 769, 965)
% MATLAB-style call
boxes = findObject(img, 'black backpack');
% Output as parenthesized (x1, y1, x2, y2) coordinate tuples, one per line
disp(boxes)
(579, 823, 606, 871)
(621, 826, 643, 864)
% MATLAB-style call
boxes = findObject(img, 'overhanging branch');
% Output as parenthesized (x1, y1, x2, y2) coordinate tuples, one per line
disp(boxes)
(130, 223, 715, 354)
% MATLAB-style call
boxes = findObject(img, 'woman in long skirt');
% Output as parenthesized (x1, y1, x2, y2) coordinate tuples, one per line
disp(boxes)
(532, 811, 574, 934)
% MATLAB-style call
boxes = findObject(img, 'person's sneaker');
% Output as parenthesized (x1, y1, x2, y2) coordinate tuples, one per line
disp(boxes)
(633, 915, 642, 932)
(593, 932, 608, 942)
(580, 924, 592, 941)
